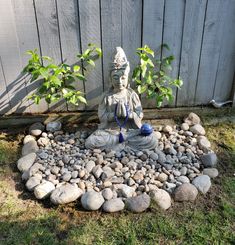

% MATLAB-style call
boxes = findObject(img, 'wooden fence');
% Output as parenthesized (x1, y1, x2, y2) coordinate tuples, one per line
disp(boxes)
(0, 0, 235, 115)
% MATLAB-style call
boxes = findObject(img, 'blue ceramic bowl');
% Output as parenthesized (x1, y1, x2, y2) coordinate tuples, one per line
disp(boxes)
(140, 123, 153, 136)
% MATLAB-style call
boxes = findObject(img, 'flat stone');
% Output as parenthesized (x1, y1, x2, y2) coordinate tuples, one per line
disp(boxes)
(151, 189, 172, 210)
(126, 193, 150, 213)
(23, 135, 36, 144)
(26, 176, 41, 191)
(192, 175, 211, 194)
(22, 140, 39, 156)
(81, 191, 105, 211)
(34, 181, 55, 199)
(50, 184, 83, 205)
(86, 160, 96, 173)
(92, 165, 103, 179)
(102, 167, 115, 180)
(200, 153, 217, 167)
(102, 198, 125, 212)
(17, 153, 37, 172)
(174, 183, 198, 202)
(202, 168, 219, 178)
(190, 124, 205, 135)
(102, 188, 113, 200)
(46, 121, 62, 132)
(149, 152, 158, 161)
(184, 112, 201, 126)
(29, 122, 45, 136)
(177, 176, 190, 183)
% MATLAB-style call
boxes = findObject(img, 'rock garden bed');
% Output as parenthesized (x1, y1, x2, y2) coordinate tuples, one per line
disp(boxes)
(17, 113, 219, 213)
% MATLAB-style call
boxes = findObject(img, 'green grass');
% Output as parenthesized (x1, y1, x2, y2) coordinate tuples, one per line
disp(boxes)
(0, 120, 234, 245)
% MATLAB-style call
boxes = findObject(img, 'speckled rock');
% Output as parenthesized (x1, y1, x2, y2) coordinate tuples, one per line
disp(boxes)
(184, 112, 201, 126)
(174, 183, 198, 202)
(126, 193, 150, 213)
(151, 189, 171, 210)
(102, 198, 125, 212)
(50, 184, 83, 205)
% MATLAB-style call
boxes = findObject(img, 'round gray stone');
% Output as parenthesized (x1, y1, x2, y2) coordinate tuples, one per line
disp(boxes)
(184, 112, 201, 126)
(17, 153, 37, 172)
(50, 184, 83, 205)
(102, 188, 113, 200)
(174, 183, 198, 202)
(192, 175, 211, 194)
(151, 189, 171, 210)
(81, 191, 105, 211)
(34, 181, 55, 199)
(26, 176, 41, 191)
(190, 124, 205, 135)
(23, 135, 36, 144)
(177, 176, 190, 183)
(126, 193, 150, 213)
(102, 198, 125, 212)
(202, 168, 219, 178)
(200, 153, 217, 168)
(46, 121, 62, 132)
(29, 122, 45, 136)
(22, 140, 39, 156)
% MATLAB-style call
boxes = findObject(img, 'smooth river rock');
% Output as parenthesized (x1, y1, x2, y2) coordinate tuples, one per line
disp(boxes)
(22, 140, 39, 156)
(200, 153, 217, 168)
(126, 193, 150, 213)
(202, 168, 219, 178)
(34, 181, 55, 199)
(192, 175, 211, 194)
(174, 183, 198, 202)
(17, 153, 37, 172)
(151, 189, 171, 210)
(102, 198, 125, 212)
(81, 191, 105, 211)
(50, 183, 83, 205)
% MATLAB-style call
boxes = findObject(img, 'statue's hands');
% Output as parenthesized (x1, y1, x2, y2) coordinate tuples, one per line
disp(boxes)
(116, 102, 127, 118)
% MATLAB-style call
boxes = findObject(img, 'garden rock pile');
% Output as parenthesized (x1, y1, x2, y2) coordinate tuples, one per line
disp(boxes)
(17, 113, 219, 213)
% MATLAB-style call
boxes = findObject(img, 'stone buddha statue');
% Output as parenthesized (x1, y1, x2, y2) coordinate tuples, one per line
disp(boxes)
(85, 47, 158, 152)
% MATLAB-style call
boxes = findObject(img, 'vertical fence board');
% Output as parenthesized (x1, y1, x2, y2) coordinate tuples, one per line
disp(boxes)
(177, 0, 207, 107)
(12, 0, 48, 113)
(213, 0, 235, 102)
(79, 0, 103, 110)
(101, 0, 122, 91)
(0, 0, 30, 114)
(162, 0, 185, 107)
(0, 57, 11, 115)
(194, 0, 225, 105)
(34, 0, 67, 112)
(122, 0, 142, 88)
(142, 0, 164, 109)
(57, 0, 85, 111)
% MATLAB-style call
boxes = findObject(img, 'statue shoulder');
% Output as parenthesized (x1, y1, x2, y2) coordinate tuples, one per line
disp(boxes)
(127, 88, 140, 99)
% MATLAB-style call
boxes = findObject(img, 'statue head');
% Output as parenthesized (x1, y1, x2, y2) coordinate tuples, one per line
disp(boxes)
(110, 47, 130, 92)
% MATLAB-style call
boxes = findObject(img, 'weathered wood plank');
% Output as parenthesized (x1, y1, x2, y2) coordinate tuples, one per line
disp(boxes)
(0, 0, 30, 114)
(122, 0, 142, 88)
(0, 57, 12, 115)
(79, 0, 103, 110)
(0, 106, 234, 129)
(213, 0, 235, 102)
(177, 0, 207, 106)
(194, 0, 225, 105)
(34, 0, 67, 112)
(162, 0, 185, 107)
(142, 0, 165, 109)
(12, 0, 48, 113)
(56, 0, 85, 111)
(101, 0, 122, 91)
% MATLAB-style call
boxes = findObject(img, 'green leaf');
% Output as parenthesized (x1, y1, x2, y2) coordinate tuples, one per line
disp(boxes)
(95, 47, 102, 57)
(77, 96, 87, 104)
(161, 43, 170, 51)
(73, 65, 80, 72)
(42, 56, 52, 61)
(74, 73, 86, 81)
(39, 68, 50, 79)
(137, 85, 147, 94)
(87, 59, 95, 67)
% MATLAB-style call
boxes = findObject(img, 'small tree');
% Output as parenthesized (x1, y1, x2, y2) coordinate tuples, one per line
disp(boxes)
(132, 44, 183, 107)
(23, 44, 102, 106)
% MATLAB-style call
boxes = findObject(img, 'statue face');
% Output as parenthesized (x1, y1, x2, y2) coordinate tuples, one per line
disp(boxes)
(111, 69, 128, 92)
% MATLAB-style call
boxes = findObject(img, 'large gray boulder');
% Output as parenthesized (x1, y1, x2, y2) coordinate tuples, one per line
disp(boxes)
(126, 193, 150, 213)
(34, 181, 55, 199)
(22, 140, 39, 156)
(102, 198, 125, 212)
(150, 189, 171, 210)
(17, 153, 37, 172)
(192, 175, 211, 194)
(200, 153, 217, 167)
(174, 183, 198, 202)
(81, 191, 105, 211)
(50, 184, 83, 205)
